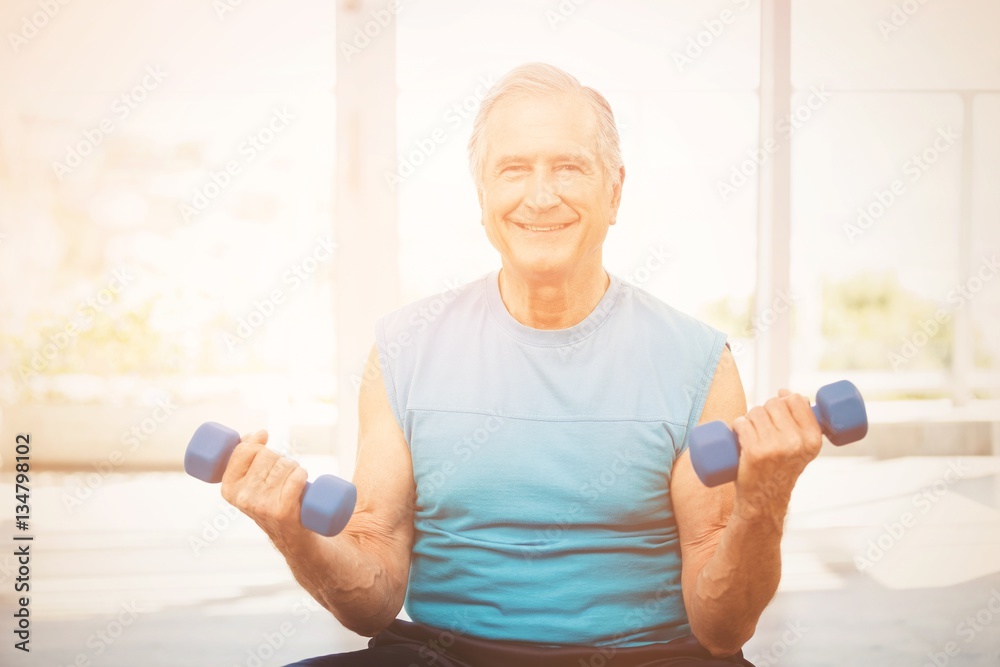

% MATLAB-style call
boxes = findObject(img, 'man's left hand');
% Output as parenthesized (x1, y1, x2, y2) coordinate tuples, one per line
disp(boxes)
(730, 389, 823, 526)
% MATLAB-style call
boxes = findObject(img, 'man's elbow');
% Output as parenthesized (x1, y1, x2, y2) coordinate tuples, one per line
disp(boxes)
(334, 603, 402, 638)
(317, 570, 406, 637)
(693, 622, 755, 659)
(344, 617, 394, 638)
(703, 639, 750, 659)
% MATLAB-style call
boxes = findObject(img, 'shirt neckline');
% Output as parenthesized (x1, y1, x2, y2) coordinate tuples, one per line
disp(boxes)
(485, 267, 623, 347)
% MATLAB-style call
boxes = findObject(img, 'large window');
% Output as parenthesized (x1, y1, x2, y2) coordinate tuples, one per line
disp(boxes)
(3, 0, 997, 469)
(0, 0, 338, 459)
(789, 0, 1000, 400)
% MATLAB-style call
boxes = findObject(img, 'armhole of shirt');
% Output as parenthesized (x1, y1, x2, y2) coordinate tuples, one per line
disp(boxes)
(679, 331, 729, 457)
(375, 317, 405, 433)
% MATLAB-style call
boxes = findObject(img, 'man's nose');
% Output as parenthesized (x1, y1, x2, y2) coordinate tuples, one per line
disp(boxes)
(523, 172, 560, 213)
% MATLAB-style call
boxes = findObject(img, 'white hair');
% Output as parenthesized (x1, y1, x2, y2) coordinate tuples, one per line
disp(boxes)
(467, 63, 624, 193)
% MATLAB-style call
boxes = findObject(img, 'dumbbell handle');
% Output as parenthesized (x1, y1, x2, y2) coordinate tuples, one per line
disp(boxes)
(184, 422, 357, 537)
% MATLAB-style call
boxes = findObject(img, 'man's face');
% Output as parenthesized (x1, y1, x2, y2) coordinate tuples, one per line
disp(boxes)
(478, 92, 624, 281)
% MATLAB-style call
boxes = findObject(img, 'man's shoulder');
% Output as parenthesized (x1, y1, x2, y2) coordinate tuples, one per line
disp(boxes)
(615, 275, 723, 340)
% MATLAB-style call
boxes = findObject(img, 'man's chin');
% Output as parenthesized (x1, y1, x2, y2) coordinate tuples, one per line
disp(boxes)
(505, 257, 576, 282)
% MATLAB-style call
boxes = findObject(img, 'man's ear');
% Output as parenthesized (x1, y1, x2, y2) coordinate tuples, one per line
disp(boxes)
(609, 166, 626, 226)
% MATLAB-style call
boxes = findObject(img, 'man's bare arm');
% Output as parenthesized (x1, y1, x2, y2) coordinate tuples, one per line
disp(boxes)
(221, 343, 415, 636)
(671, 346, 822, 656)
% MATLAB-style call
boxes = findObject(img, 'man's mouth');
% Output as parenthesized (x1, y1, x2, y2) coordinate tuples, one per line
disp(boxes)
(513, 222, 574, 233)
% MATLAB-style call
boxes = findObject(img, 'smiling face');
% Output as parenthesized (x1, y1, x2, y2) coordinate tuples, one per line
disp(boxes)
(478, 91, 624, 283)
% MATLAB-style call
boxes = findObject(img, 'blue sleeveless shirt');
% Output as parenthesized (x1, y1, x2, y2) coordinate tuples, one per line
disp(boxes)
(374, 268, 727, 648)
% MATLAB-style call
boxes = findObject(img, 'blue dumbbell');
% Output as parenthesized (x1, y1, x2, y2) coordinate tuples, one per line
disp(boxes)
(689, 380, 868, 487)
(184, 422, 357, 537)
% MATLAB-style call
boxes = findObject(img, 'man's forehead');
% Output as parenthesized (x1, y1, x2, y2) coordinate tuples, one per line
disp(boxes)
(484, 92, 601, 163)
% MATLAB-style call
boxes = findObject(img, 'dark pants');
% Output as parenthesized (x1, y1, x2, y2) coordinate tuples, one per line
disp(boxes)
(285, 619, 755, 667)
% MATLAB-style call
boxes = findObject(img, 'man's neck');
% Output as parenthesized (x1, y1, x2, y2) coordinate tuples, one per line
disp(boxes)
(497, 264, 610, 330)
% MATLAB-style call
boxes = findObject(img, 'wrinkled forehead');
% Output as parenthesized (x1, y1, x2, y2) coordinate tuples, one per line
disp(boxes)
(482, 91, 601, 165)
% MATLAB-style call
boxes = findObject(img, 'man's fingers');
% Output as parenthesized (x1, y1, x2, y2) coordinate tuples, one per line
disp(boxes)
(263, 455, 298, 493)
(763, 395, 798, 438)
(242, 430, 269, 444)
(745, 405, 776, 440)
(279, 467, 310, 510)
(732, 415, 758, 452)
(223, 441, 261, 486)
(786, 393, 822, 441)
(224, 447, 281, 513)
(239, 446, 282, 496)
(223, 429, 271, 484)
(213, 427, 312, 542)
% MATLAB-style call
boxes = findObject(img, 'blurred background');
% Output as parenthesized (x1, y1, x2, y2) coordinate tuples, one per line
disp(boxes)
(0, 0, 998, 665)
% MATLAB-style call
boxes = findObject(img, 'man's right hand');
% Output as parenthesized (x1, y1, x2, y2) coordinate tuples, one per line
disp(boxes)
(220, 429, 312, 549)
(210, 342, 415, 637)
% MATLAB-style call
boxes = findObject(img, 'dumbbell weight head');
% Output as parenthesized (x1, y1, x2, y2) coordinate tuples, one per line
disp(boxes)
(812, 380, 868, 446)
(184, 422, 357, 537)
(302, 475, 357, 537)
(185, 422, 241, 483)
(688, 421, 739, 488)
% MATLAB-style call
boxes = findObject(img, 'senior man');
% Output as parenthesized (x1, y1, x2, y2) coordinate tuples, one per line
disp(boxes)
(221, 63, 822, 666)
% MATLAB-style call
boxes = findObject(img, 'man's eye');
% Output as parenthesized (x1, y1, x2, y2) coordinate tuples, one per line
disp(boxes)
(557, 164, 581, 172)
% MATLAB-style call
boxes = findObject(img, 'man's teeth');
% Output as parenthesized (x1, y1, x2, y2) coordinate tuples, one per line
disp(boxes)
(521, 223, 569, 232)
